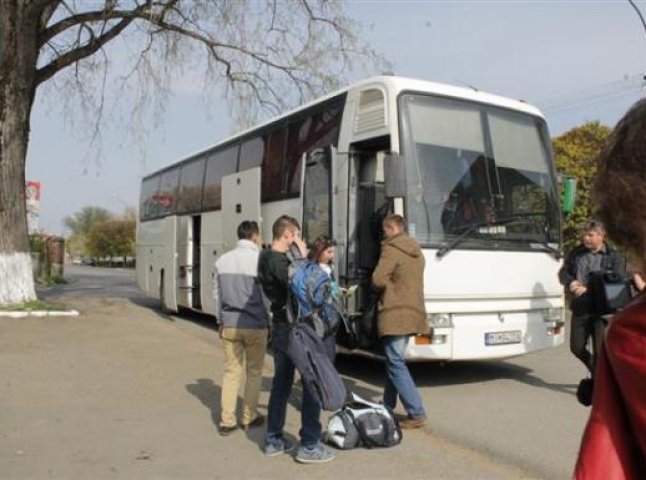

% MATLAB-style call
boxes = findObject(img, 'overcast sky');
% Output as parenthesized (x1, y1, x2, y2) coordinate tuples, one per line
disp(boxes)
(26, 0, 646, 235)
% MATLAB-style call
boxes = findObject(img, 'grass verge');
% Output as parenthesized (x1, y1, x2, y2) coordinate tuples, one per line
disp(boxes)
(0, 300, 68, 312)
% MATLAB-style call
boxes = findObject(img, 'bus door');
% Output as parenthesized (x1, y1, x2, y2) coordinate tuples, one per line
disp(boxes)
(301, 147, 335, 243)
(355, 151, 387, 275)
(222, 167, 262, 252)
(160, 215, 178, 312)
(344, 149, 390, 348)
(176, 215, 196, 309)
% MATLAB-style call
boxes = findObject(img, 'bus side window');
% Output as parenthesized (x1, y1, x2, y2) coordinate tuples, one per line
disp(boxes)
(261, 128, 286, 202)
(203, 145, 239, 210)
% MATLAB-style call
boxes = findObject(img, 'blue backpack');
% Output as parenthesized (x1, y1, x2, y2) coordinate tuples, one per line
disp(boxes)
(289, 261, 341, 338)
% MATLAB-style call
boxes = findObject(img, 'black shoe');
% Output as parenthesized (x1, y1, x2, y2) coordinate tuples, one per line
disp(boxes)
(241, 414, 265, 431)
(217, 424, 238, 436)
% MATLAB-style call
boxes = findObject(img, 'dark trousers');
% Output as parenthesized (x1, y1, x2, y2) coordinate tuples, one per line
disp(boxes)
(264, 324, 334, 449)
(570, 311, 605, 375)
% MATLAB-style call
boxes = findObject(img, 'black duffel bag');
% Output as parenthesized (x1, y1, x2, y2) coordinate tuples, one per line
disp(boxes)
(588, 271, 633, 315)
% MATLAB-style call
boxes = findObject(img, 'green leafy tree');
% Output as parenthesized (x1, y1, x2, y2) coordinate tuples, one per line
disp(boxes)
(86, 217, 135, 264)
(553, 121, 611, 253)
(64, 206, 113, 259)
(0, 1, 384, 305)
(64, 206, 112, 237)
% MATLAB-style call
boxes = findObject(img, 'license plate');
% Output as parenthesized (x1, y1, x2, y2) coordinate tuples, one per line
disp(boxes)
(485, 330, 522, 346)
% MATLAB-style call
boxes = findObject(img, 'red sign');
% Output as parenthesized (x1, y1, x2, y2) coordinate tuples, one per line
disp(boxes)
(26, 181, 41, 202)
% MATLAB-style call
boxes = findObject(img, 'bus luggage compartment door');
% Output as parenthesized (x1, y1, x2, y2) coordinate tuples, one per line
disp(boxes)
(176, 215, 194, 308)
(221, 167, 262, 253)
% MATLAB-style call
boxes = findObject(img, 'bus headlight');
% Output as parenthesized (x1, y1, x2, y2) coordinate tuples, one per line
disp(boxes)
(542, 308, 564, 322)
(428, 313, 452, 328)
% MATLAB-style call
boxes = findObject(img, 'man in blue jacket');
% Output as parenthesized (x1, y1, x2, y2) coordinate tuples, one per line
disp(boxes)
(213, 220, 268, 435)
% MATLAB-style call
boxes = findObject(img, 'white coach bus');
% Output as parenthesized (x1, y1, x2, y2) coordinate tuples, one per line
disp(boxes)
(137, 75, 565, 361)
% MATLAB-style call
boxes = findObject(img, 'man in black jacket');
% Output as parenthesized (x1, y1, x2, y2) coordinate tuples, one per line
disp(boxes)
(558, 220, 626, 373)
(258, 215, 336, 464)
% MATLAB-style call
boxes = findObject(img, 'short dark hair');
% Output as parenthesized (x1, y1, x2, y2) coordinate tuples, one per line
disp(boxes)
(271, 215, 300, 240)
(581, 220, 605, 236)
(237, 220, 259, 240)
(307, 235, 337, 261)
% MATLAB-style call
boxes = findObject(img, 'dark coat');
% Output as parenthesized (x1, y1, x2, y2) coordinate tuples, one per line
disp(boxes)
(372, 232, 427, 337)
(574, 297, 646, 479)
(558, 242, 626, 314)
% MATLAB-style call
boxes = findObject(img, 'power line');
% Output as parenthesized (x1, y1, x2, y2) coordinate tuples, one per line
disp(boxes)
(541, 87, 643, 113)
(535, 73, 646, 112)
(628, 0, 646, 41)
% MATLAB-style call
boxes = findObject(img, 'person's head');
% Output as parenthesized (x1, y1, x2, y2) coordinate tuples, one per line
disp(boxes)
(307, 235, 336, 264)
(237, 220, 260, 244)
(383, 214, 406, 239)
(271, 215, 301, 244)
(580, 220, 606, 252)
(594, 98, 646, 271)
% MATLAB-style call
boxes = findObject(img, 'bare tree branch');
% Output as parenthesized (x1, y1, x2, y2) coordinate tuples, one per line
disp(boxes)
(40, 7, 144, 46)
(37, 1, 64, 31)
(36, 15, 135, 85)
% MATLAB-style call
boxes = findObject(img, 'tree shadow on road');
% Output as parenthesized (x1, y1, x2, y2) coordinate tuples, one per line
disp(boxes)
(335, 354, 578, 398)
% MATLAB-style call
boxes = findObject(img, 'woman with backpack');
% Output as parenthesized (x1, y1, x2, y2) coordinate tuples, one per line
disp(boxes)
(301, 235, 342, 335)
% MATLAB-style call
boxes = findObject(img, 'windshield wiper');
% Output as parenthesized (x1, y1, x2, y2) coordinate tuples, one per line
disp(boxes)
(532, 240, 562, 260)
(435, 216, 530, 259)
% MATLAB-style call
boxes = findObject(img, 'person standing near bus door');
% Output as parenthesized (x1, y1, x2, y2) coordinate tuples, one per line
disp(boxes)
(258, 215, 336, 464)
(558, 220, 625, 374)
(213, 220, 268, 436)
(372, 214, 428, 429)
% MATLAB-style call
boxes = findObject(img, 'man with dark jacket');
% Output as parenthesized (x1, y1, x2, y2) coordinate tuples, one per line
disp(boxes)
(213, 221, 267, 435)
(258, 215, 335, 464)
(372, 214, 428, 429)
(558, 220, 626, 374)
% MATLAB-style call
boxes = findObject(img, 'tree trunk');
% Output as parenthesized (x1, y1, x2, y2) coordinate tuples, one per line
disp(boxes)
(0, 1, 40, 305)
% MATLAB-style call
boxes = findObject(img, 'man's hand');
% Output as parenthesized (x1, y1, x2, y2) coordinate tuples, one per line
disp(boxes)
(292, 235, 308, 258)
(570, 280, 587, 297)
(218, 324, 224, 339)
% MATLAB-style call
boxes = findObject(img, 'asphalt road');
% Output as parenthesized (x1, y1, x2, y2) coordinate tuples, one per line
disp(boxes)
(35, 265, 589, 479)
(38, 265, 148, 301)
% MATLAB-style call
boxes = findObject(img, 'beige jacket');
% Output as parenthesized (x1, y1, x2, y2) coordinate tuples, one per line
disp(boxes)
(372, 232, 427, 337)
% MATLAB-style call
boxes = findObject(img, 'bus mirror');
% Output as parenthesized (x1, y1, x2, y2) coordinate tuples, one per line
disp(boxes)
(560, 175, 577, 216)
(384, 152, 406, 198)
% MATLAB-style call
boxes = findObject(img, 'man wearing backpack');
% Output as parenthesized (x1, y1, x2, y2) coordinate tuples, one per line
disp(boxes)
(213, 221, 267, 436)
(258, 215, 336, 464)
(372, 214, 428, 429)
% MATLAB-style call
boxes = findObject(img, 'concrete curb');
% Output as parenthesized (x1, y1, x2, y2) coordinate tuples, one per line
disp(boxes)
(0, 310, 80, 318)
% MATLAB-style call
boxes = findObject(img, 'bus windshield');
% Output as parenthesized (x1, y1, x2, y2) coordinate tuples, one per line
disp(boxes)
(399, 93, 560, 251)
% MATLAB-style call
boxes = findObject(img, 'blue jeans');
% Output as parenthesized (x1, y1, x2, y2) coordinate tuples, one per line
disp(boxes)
(382, 335, 426, 419)
(264, 324, 324, 449)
